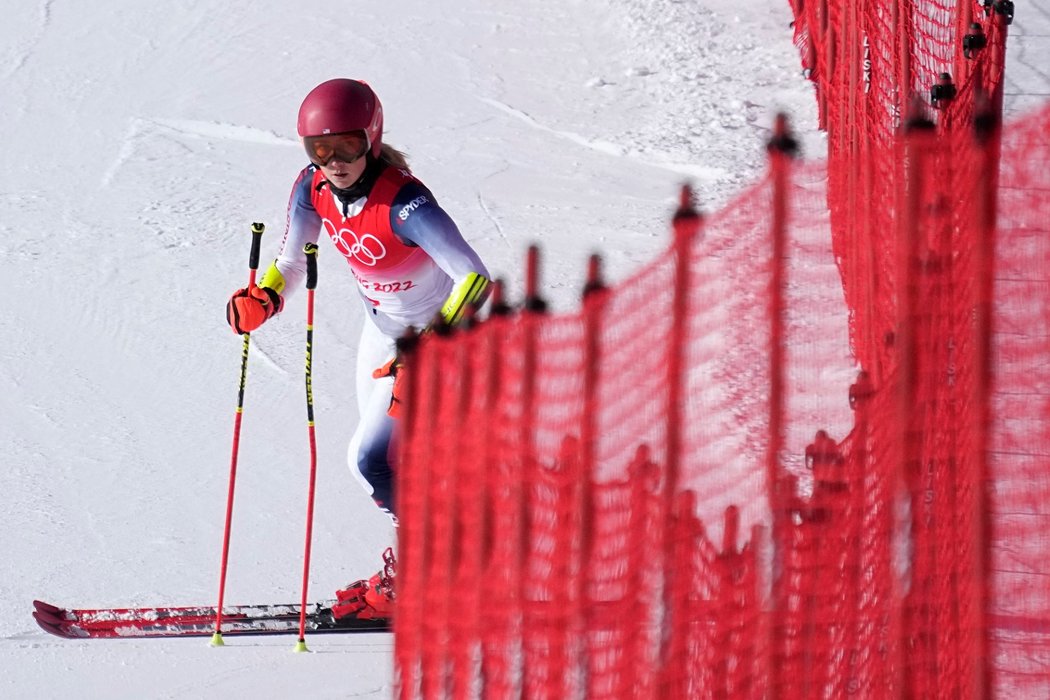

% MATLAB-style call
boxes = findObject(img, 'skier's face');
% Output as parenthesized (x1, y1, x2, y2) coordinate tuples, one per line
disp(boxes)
(319, 153, 368, 189)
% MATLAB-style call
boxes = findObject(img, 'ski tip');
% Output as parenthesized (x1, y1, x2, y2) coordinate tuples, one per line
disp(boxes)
(33, 611, 76, 639)
(33, 608, 66, 627)
(33, 600, 63, 615)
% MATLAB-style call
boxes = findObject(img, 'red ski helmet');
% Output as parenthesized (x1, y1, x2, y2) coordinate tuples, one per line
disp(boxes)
(297, 79, 383, 158)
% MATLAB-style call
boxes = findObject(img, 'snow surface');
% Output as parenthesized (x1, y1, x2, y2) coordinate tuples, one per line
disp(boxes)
(1, 0, 1045, 698)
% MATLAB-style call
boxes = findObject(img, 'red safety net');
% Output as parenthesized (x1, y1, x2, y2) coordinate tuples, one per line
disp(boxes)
(788, 0, 1050, 693)
(788, 0, 1012, 378)
(392, 0, 1050, 697)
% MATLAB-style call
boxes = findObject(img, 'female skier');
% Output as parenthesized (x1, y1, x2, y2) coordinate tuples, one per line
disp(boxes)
(225, 78, 491, 619)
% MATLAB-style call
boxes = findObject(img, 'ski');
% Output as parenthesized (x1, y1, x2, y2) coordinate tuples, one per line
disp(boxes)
(33, 599, 389, 639)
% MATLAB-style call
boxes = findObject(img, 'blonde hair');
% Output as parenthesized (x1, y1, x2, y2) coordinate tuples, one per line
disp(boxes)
(379, 143, 410, 171)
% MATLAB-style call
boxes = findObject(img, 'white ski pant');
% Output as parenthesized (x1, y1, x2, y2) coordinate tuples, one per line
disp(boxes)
(347, 317, 399, 520)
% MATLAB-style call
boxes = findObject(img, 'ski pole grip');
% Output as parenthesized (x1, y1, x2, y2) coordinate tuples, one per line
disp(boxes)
(304, 242, 319, 290)
(248, 222, 265, 271)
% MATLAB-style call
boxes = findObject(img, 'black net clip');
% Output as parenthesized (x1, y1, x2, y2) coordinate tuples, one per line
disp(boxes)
(930, 73, 957, 109)
(994, 0, 1014, 25)
(963, 23, 987, 59)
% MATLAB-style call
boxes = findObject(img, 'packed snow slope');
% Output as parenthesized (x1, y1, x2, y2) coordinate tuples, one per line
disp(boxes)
(1, 0, 1042, 697)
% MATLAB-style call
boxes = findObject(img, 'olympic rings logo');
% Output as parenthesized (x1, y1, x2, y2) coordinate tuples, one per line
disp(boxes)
(322, 219, 386, 267)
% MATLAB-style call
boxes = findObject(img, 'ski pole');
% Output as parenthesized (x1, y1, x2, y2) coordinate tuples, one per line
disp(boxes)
(294, 242, 320, 652)
(212, 221, 265, 647)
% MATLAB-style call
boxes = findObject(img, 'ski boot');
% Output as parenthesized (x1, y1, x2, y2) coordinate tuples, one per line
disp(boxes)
(332, 547, 396, 621)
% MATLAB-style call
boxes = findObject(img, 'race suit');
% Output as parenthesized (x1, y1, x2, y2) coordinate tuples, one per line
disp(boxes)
(261, 160, 490, 517)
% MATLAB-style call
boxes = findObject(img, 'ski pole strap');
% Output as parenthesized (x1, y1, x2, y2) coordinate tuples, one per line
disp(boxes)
(249, 222, 265, 270)
(304, 243, 319, 290)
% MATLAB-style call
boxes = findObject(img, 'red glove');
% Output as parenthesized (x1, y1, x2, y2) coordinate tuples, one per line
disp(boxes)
(226, 285, 283, 334)
(372, 356, 406, 418)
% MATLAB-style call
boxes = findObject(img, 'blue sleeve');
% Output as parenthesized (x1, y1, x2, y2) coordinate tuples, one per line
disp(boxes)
(272, 167, 323, 295)
(389, 182, 489, 282)
(282, 167, 322, 254)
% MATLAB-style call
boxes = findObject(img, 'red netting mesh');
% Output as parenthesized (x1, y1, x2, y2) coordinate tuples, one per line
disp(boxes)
(986, 104, 1050, 696)
(392, 1, 1049, 697)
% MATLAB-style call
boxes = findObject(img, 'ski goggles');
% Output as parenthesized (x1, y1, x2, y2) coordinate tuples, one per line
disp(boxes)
(303, 131, 370, 167)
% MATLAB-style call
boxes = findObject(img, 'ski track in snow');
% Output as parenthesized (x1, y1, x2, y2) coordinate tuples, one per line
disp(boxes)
(480, 96, 630, 157)
(1, 0, 54, 79)
(148, 118, 294, 147)
(102, 117, 296, 188)
(248, 338, 290, 377)
(480, 96, 727, 181)
(475, 183, 513, 251)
